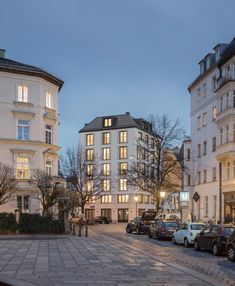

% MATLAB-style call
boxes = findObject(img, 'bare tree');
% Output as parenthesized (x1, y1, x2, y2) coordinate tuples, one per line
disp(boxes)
(30, 169, 63, 216)
(0, 163, 17, 206)
(126, 114, 184, 211)
(61, 145, 103, 214)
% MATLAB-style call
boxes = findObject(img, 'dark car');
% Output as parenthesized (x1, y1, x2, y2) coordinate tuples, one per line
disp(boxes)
(226, 229, 235, 261)
(126, 211, 157, 234)
(95, 216, 112, 224)
(194, 224, 235, 255)
(148, 220, 178, 240)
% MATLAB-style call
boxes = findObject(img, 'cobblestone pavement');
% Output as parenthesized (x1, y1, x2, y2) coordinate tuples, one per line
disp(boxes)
(0, 225, 233, 286)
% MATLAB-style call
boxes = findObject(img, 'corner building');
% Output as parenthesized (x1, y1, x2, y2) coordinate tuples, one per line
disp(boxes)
(189, 38, 235, 223)
(79, 113, 157, 223)
(0, 49, 63, 213)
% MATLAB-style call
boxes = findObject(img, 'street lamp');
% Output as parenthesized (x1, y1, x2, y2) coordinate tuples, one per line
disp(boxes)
(160, 191, 166, 211)
(134, 195, 138, 217)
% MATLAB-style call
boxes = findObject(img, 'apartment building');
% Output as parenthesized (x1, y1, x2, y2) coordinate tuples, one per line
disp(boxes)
(0, 49, 63, 213)
(79, 112, 158, 223)
(189, 38, 235, 223)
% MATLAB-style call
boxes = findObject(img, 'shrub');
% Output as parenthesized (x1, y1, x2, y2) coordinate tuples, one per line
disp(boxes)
(0, 212, 18, 233)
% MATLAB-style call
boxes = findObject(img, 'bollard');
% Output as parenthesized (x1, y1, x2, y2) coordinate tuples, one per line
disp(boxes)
(85, 225, 88, 237)
(78, 225, 82, 237)
(72, 224, 75, 236)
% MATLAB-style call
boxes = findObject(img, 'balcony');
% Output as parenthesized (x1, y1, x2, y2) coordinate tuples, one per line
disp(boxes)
(216, 106, 235, 123)
(216, 141, 235, 161)
(216, 76, 235, 92)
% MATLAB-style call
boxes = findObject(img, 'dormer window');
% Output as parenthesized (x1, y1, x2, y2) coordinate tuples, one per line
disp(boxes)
(200, 60, 205, 75)
(104, 118, 112, 127)
(46, 92, 53, 108)
(18, 85, 28, 102)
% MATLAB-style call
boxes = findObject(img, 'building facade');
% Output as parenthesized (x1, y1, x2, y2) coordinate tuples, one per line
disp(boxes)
(79, 113, 159, 223)
(189, 38, 235, 223)
(0, 49, 63, 213)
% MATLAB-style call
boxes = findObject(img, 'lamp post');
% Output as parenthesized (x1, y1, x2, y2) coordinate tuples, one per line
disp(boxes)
(160, 191, 166, 211)
(134, 195, 138, 217)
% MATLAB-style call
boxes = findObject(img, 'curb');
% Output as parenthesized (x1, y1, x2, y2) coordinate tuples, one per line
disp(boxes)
(0, 275, 36, 286)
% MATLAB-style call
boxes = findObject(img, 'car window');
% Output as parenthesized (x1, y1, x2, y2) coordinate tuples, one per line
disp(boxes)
(179, 224, 185, 230)
(164, 222, 178, 227)
(211, 226, 219, 233)
(190, 224, 205, 230)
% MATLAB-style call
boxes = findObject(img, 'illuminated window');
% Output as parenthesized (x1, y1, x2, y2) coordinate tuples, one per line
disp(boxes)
(104, 118, 112, 127)
(86, 164, 93, 176)
(119, 131, 127, 143)
(119, 162, 128, 175)
(118, 195, 129, 203)
(87, 180, 93, 192)
(102, 132, 110, 144)
(18, 120, 30, 141)
(102, 163, 110, 176)
(138, 194, 143, 203)
(101, 195, 112, 203)
(46, 92, 53, 108)
(119, 178, 127, 191)
(144, 195, 149, 204)
(102, 179, 110, 191)
(45, 160, 52, 176)
(18, 86, 28, 102)
(87, 196, 95, 204)
(45, 125, 52, 144)
(86, 149, 94, 161)
(86, 134, 94, 146)
(119, 146, 127, 159)
(16, 157, 29, 179)
(102, 148, 110, 160)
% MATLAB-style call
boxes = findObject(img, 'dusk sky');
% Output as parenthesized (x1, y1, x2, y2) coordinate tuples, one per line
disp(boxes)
(1, 0, 235, 152)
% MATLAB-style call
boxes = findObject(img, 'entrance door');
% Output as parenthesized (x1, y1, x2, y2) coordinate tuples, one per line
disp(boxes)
(85, 209, 95, 220)
(118, 209, 129, 222)
(101, 209, 111, 219)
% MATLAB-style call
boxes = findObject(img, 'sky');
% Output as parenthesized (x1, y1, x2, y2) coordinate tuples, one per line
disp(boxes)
(1, 0, 235, 152)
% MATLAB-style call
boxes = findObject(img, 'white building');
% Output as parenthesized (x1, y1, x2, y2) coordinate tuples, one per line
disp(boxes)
(189, 38, 235, 224)
(79, 112, 158, 223)
(0, 49, 63, 213)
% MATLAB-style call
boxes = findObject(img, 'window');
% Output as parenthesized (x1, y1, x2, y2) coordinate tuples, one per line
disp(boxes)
(144, 195, 149, 204)
(186, 149, 190, 160)
(197, 144, 201, 158)
(204, 196, 208, 216)
(102, 179, 110, 192)
(102, 163, 110, 176)
(227, 162, 230, 179)
(101, 195, 112, 203)
(102, 148, 110, 160)
(45, 125, 52, 144)
(86, 134, 94, 146)
(18, 85, 28, 102)
(17, 195, 29, 211)
(212, 106, 216, 121)
(226, 93, 229, 109)
(119, 162, 128, 175)
(234, 161, 235, 177)
(87, 180, 93, 192)
(211, 75, 216, 91)
(46, 92, 53, 108)
(203, 83, 207, 96)
(119, 178, 127, 191)
(220, 128, 223, 145)
(203, 141, 207, 156)
(226, 125, 229, 143)
(45, 160, 52, 176)
(86, 149, 94, 161)
(102, 132, 110, 145)
(86, 164, 93, 176)
(213, 196, 217, 218)
(118, 195, 129, 203)
(203, 170, 207, 183)
(138, 194, 143, 203)
(212, 137, 216, 152)
(197, 88, 201, 98)
(18, 120, 30, 141)
(212, 167, 216, 182)
(198, 171, 201, 184)
(16, 157, 29, 179)
(104, 118, 112, 127)
(119, 131, 127, 143)
(138, 132, 143, 141)
(233, 124, 235, 142)
(187, 174, 191, 186)
(203, 112, 207, 127)
(137, 146, 145, 160)
(197, 116, 201, 130)
(220, 96, 224, 112)
(119, 146, 127, 159)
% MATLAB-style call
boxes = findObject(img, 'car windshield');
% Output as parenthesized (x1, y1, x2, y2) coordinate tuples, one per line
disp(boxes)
(190, 224, 205, 230)
(164, 222, 178, 227)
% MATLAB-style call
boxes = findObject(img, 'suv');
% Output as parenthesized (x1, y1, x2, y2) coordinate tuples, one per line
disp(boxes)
(149, 220, 178, 240)
(126, 211, 157, 234)
(227, 229, 235, 261)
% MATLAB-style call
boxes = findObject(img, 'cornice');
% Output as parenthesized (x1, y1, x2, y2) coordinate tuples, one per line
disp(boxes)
(0, 138, 60, 150)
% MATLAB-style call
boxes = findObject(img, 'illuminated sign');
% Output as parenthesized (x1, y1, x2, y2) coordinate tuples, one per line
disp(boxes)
(180, 191, 189, 202)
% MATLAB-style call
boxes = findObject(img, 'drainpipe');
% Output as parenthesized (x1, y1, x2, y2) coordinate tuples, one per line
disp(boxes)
(219, 162, 222, 224)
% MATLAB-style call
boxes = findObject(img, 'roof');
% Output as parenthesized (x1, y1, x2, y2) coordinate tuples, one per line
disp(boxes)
(79, 113, 158, 136)
(218, 38, 235, 68)
(0, 56, 64, 90)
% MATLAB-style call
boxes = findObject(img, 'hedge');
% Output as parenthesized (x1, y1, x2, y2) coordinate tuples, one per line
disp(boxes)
(0, 213, 18, 233)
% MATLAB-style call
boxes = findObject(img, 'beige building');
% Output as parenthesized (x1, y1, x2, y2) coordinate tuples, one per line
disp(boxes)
(0, 49, 63, 213)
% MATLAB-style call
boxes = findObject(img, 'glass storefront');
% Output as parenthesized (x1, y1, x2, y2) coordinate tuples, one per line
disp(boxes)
(224, 192, 235, 223)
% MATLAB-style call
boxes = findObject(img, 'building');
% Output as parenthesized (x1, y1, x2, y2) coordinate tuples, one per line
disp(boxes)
(0, 49, 63, 213)
(79, 112, 159, 223)
(188, 38, 235, 223)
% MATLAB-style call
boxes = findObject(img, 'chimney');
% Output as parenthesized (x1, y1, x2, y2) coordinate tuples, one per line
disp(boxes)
(0, 49, 6, 58)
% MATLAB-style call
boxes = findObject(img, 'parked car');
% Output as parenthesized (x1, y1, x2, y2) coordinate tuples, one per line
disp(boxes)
(226, 229, 235, 261)
(194, 224, 235, 255)
(155, 213, 180, 221)
(126, 211, 157, 234)
(172, 222, 206, 247)
(95, 216, 112, 224)
(148, 220, 178, 240)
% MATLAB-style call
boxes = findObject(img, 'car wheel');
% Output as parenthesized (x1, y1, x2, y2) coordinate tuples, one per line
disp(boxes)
(126, 226, 132, 233)
(184, 238, 189, 248)
(227, 245, 235, 261)
(194, 240, 200, 251)
(172, 236, 177, 245)
(212, 243, 219, 256)
(136, 226, 141, 234)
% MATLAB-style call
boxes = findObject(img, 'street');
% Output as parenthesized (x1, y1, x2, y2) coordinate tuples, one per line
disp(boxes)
(0, 224, 234, 286)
